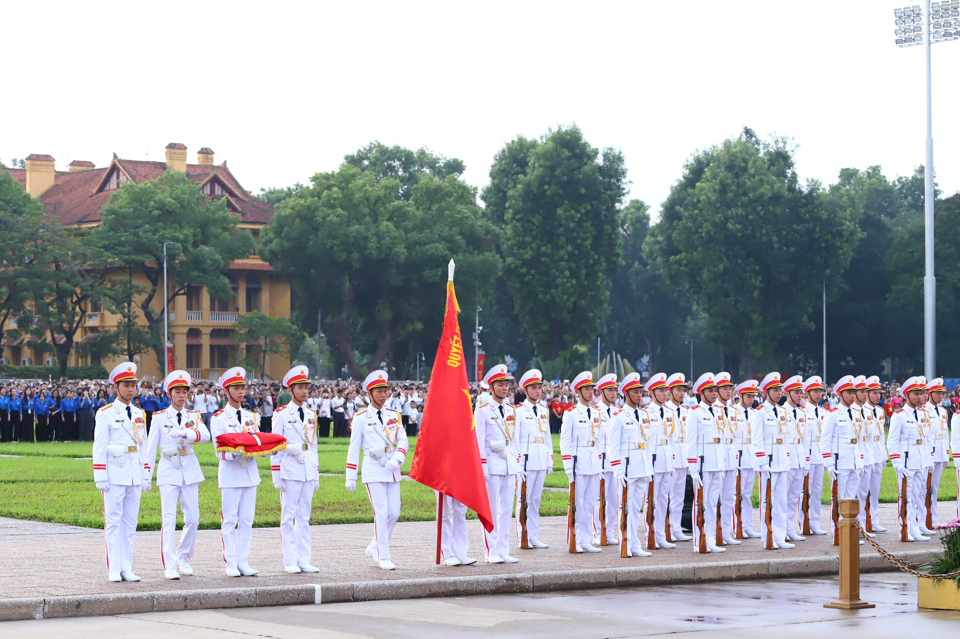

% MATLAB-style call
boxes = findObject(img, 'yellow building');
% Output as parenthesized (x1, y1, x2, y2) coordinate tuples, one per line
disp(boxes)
(2, 144, 292, 382)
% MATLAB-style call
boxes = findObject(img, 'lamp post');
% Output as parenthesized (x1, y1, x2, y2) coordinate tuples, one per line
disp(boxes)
(473, 306, 482, 383)
(685, 339, 693, 381)
(416, 352, 425, 382)
(892, 1, 958, 379)
(162, 242, 174, 380)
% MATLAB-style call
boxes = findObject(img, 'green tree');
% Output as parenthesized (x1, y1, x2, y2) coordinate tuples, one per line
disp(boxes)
(648, 130, 860, 376)
(0, 172, 50, 333)
(343, 141, 466, 201)
(94, 171, 255, 368)
(885, 193, 960, 370)
(257, 183, 303, 206)
(605, 200, 691, 373)
(482, 126, 626, 360)
(231, 311, 304, 379)
(260, 146, 500, 379)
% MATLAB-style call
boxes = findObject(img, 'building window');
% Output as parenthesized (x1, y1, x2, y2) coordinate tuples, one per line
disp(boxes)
(202, 180, 225, 197)
(186, 285, 202, 311)
(211, 345, 229, 369)
(100, 168, 129, 192)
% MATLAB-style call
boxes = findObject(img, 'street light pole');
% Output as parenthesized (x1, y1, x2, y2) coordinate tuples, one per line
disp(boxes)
(417, 352, 425, 382)
(317, 309, 322, 380)
(162, 242, 174, 380)
(474, 305, 482, 383)
(686, 339, 693, 381)
(823, 279, 827, 383)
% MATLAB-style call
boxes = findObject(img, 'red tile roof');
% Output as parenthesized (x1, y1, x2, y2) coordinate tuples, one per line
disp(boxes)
(165, 143, 187, 150)
(1, 157, 274, 227)
(69, 160, 95, 168)
(198, 147, 214, 155)
(26, 154, 55, 161)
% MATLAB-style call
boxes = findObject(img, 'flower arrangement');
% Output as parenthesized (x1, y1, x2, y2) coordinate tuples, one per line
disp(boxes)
(926, 518, 960, 583)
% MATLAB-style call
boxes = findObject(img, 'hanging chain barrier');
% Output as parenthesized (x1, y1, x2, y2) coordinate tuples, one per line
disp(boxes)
(854, 521, 960, 579)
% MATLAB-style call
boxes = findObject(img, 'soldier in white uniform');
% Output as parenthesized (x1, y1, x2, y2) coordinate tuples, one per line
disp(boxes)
(593, 373, 620, 546)
(925, 378, 950, 531)
(782, 375, 809, 542)
(514, 369, 553, 549)
(732, 380, 764, 538)
(801, 376, 829, 535)
(345, 370, 408, 570)
(211, 367, 261, 577)
(889, 376, 933, 541)
(685, 373, 728, 553)
(757, 372, 794, 549)
(714, 372, 740, 546)
(272, 365, 320, 573)
(561, 371, 604, 553)
(646, 373, 680, 548)
(857, 376, 887, 534)
(143, 370, 210, 579)
(822, 375, 866, 541)
(474, 364, 521, 563)
(665, 373, 692, 542)
(607, 372, 655, 557)
(952, 408, 960, 520)
(93, 363, 148, 582)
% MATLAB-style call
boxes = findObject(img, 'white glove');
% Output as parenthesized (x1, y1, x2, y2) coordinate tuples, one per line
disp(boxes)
(96, 481, 110, 492)
(167, 428, 188, 439)
(310, 479, 319, 491)
(617, 475, 628, 489)
(237, 455, 249, 468)
(516, 467, 527, 482)
(828, 466, 838, 482)
(758, 464, 770, 474)
(566, 470, 574, 484)
(385, 458, 400, 472)
(483, 464, 490, 480)
(378, 455, 388, 467)
(490, 439, 506, 454)
(691, 472, 702, 489)
(274, 480, 286, 492)
(142, 480, 151, 493)
(345, 479, 357, 492)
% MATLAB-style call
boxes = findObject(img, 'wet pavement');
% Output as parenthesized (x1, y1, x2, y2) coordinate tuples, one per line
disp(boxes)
(0, 501, 951, 600)
(2, 573, 956, 637)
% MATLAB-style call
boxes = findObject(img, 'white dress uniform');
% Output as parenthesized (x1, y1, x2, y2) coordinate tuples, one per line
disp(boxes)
(594, 374, 620, 546)
(608, 373, 656, 556)
(925, 378, 950, 529)
(822, 375, 866, 538)
(474, 365, 520, 563)
(665, 373, 690, 541)
(271, 366, 320, 572)
(560, 371, 604, 552)
(756, 372, 792, 548)
(143, 370, 209, 578)
(731, 380, 764, 538)
(800, 376, 828, 535)
(346, 370, 408, 569)
(93, 363, 148, 581)
(713, 372, 739, 546)
(514, 369, 553, 549)
(684, 373, 728, 553)
(210, 367, 261, 576)
(647, 375, 685, 547)
(856, 375, 885, 532)
(952, 411, 960, 519)
(781, 376, 809, 541)
(888, 377, 934, 540)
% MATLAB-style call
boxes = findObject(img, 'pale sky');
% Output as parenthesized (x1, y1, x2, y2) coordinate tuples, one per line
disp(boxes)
(4, 0, 959, 215)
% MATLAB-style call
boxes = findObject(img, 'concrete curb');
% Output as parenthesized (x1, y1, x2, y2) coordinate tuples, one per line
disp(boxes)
(0, 550, 933, 622)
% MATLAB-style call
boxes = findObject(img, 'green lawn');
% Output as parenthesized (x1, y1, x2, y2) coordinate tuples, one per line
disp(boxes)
(0, 435, 953, 530)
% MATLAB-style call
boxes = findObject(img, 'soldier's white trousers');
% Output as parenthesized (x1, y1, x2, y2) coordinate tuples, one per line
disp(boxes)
(669, 467, 687, 535)
(692, 470, 723, 552)
(592, 470, 619, 543)
(484, 473, 515, 559)
(437, 493, 469, 561)
(856, 463, 883, 529)
(280, 479, 316, 566)
(785, 467, 805, 535)
(571, 473, 600, 548)
(830, 469, 862, 537)
(800, 464, 825, 532)
(159, 482, 199, 571)
(929, 461, 947, 527)
(896, 467, 925, 538)
(758, 470, 789, 545)
(515, 469, 546, 546)
(735, 469, 757, 535)
(220, 486, 256, 571)
(719, 469, 737, 540)
(653, 471, 672, 544)
(103, 484, 141, 576)
(364, 481, 399, 562)
(623, 477, 649, 554)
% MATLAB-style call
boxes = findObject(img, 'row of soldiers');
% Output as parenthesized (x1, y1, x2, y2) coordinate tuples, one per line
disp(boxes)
(449, 365, 958, 565)
(94, 361, 408, 581)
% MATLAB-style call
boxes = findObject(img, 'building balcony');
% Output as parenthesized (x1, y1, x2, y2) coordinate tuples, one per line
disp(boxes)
(186, 311, 203, 322)
(210, 312, 238, 323)
(84, 313, 99, 326)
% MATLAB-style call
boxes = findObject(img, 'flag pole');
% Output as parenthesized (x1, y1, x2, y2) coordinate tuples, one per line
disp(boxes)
(433, 259, 457, 565)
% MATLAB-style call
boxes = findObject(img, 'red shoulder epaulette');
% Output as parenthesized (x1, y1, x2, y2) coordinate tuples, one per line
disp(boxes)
(214, 409, 225, 417)
(152, 410, 164, 415)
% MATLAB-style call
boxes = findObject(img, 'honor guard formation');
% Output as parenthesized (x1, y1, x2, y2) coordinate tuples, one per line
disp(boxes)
(91, 362, 959, 580)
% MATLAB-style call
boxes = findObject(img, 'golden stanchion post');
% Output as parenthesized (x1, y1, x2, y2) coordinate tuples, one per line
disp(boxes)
(824, 499, 875, 610)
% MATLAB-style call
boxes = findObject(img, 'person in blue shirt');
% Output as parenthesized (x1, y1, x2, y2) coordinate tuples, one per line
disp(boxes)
(61, 391, 78, 441)
(33, 391, 50, 442)
(8, 391, 22, 442)
(0, 389, 9, 443)
(78, 389, 96, 441)
(19, 389, 36, 442)
(48, 389, 62, 442)
(141, 388, 158, 433)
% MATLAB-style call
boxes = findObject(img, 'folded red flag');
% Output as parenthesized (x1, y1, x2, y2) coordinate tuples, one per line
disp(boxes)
(215, 432, 287, 457)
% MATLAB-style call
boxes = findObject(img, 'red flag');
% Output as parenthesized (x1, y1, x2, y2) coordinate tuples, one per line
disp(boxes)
(409, 263, 493, 536)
